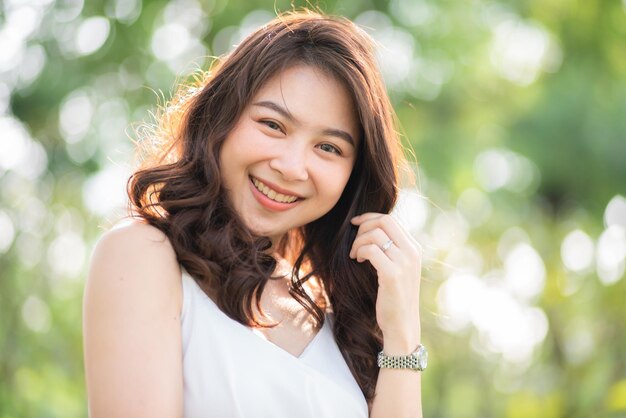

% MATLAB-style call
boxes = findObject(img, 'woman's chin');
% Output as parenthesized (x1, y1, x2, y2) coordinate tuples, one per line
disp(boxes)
(244, 223, 284, 244)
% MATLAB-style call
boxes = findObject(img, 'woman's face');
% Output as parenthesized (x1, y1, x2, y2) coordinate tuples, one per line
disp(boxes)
(219, 64, 359, 244)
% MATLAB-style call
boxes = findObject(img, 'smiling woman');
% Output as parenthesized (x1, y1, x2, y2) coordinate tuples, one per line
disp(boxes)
(83, 9, 424, 418)
(220, 65, 358, 241)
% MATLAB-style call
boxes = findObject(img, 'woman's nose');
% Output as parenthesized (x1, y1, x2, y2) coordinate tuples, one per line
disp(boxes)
(268, 142, 309, 182)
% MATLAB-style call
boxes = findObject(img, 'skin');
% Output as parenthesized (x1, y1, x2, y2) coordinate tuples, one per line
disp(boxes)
(350, 213, 422, 353)
(83, 63, 423, 417)
(219, 64, 359, 246)
(83, 222, 184, 417)
(351, 214, 424, 418)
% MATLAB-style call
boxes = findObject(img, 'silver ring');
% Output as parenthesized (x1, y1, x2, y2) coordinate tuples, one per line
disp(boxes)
(381, 239, 394, 252)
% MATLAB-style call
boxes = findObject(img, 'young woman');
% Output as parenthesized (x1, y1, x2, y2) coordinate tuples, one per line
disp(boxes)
(83, 10, 425, 418)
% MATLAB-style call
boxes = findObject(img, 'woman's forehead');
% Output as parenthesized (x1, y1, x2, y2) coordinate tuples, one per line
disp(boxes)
(249, 65, 359, 139)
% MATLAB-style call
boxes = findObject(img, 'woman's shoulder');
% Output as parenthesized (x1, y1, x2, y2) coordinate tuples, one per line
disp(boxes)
(101, 217, 173, 246)
(83, 218, 184, 416)
(94, 219, 176, 264)
(87, 218, 182, 305)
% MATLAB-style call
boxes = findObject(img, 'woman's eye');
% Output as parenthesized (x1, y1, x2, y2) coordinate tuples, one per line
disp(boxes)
(262, 120, 282, 132)
(318, 143, 341, 155)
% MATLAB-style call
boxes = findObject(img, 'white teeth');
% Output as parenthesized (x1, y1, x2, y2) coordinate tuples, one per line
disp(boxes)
(251, 177, 298, 203)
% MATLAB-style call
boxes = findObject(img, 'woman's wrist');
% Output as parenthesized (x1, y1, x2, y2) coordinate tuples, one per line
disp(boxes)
(382, 328, 421, 356)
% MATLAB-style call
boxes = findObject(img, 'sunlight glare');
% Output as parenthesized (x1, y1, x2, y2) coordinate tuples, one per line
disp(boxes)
(82, 164, 130, 217)
(355, 11, 415, 89)
(151, 23, 190, 61)
(0, 83, 10, 114)
(472, 286, 547, 363)
(54, 0, 84, 23)
(163, 0, 208, 33)
(75, 17, 110, 56)
(47, 231, 86, 279)
(18, 44, 46, 89)
(237, 10, 274, 41)
(604, 195, 626, 229)
(596, 225, 626, 285)
(490, 18, 561, 86)
(95, 98, 130, 148)
(392, 189, 429, 233)
(0, 210, 16, 254)
(474, 149, 511, 191)
(437, 273, 483, 332)
(504, 243, 546, 301)
(0, 116, 29, 170)
(561, 229, 594, 272)
(151, 19, 207, 74)
(444, 245, 484, 276)
(431, 210, 469, 250)
(0, 116, 47, 179)
(438, 271, 549, 364)
(474, 148, 538, 193)
(106, 0, 142, 24)
(59, 90, 93, 144)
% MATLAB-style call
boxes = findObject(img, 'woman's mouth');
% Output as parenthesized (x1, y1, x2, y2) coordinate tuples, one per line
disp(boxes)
(250, 177, 300, 203)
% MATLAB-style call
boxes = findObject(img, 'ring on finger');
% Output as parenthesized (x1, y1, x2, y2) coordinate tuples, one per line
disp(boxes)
(380, 239, 394, 252)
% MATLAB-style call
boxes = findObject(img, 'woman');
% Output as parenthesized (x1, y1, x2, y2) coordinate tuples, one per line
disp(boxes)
(83, 10, 425, 418)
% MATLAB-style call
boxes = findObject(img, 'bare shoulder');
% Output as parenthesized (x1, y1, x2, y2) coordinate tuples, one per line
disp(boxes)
(97, 218, 176, 260)
(90, 219, 180, 285)
(86, 218, 182, 319)
(84, 219, 184, 417)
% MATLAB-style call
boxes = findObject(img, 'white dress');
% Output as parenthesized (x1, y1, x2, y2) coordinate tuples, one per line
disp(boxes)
(180, 269, 369, 418)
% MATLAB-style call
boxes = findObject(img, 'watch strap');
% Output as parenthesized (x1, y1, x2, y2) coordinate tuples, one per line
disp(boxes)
(377, 344, 427, 371)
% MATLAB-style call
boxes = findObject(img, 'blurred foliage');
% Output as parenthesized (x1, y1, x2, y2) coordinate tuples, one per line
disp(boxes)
(1, 0, 625, 417)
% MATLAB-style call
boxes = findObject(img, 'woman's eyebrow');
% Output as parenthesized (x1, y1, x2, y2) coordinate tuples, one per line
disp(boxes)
(252, 100, 355, 146)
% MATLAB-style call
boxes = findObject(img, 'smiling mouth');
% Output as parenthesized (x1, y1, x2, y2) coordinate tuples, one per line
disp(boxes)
(250, 177, 300, 203)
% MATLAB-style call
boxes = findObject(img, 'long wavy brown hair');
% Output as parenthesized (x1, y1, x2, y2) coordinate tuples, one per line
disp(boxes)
(128, 10, 403, 401)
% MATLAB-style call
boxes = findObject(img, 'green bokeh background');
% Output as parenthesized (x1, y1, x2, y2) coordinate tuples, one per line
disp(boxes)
(1, 0, 625, 416)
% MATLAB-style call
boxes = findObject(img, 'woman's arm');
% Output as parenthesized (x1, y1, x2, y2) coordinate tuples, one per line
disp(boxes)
(83, 221, 184, 418)
(350, 213, 424, 418)
(369, 336, 423, 417)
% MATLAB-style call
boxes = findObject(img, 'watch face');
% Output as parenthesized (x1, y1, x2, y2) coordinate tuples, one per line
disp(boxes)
(415, 344, 428, 370)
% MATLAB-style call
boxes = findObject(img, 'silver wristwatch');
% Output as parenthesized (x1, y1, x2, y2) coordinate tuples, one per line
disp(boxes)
(377, 344, 428, 371)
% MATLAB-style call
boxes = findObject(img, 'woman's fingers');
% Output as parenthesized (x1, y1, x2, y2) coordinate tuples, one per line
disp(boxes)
(352, 243, 399, 278)
(351, 213, 419, 256)
(349, 227, 398, 260)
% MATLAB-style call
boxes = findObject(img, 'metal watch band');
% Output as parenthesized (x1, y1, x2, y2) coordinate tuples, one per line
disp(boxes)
(377, 344, 427, 371)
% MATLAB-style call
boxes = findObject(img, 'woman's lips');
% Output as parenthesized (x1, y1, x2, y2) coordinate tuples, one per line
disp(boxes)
(250, 176, 303, 199)
(250, 177, 300, 203)
(249, 177, 302, 211)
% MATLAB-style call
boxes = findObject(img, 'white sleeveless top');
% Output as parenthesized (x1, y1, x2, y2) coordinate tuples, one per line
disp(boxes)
(180, 270, 369, 418)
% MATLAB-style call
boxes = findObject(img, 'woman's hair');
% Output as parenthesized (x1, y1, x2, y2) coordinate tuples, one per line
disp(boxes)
(128, 10, 403, 401)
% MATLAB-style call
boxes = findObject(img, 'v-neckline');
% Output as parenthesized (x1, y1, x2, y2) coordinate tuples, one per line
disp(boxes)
(248, 316, 327, 359)
(184, 271, 327, 360)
